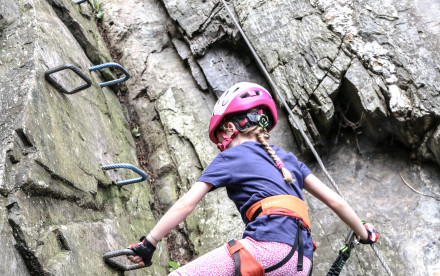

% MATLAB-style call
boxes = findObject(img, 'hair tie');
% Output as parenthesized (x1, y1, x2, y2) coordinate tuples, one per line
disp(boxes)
(276, 160, 285, 170)
(149, 232, 161, 243)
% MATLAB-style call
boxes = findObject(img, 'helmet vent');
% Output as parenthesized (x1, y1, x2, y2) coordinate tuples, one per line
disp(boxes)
(240, 90, 261, 99)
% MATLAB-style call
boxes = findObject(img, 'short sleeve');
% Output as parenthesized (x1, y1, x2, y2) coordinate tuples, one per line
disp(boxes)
(299, 161, 312, 180)
(283, 149, 312, 180)
(197, 153, 233, 191)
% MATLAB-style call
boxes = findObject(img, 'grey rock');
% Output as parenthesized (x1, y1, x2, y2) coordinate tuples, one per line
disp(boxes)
(100, 0, 244, 263)
(308, 135, 440, 275)
(1, 0, 162, 275)
(2, 0, 440, 275)
(197, 45, 269, 97)
(162, 0, 219, 39)
(343, 58, 389, 140)
(164, 0, 239, 56)
(172, 38, 209, 91)
(232, 1, 344, 151)
(427, 125, 440, 165)
(311, 0, 440, 157)
(156, 0, 440, 275)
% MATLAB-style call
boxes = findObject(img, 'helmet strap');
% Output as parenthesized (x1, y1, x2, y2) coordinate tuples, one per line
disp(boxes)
(232, 109, 271, 131)
(217, 129, 239, 151)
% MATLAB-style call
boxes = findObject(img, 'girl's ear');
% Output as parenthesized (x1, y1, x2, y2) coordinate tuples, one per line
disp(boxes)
(226, 122, 236, 134)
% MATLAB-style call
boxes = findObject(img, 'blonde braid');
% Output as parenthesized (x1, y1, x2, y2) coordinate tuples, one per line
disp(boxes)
(224, 115, 294, 183)
(245, 127, 294, 183)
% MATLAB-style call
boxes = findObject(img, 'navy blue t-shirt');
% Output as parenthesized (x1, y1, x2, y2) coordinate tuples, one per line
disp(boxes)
(197, 141, 314, 260)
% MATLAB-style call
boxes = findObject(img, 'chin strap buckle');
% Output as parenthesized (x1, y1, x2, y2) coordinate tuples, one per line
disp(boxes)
(216, 130, 239, 151)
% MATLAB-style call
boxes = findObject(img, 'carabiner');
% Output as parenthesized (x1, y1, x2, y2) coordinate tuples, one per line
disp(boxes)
(73, 0, 88, 3)
(341, 230, 359, 255)
(327, 230, 359, 276)
(44, 64, 92, 94)
(103, 249, 143, 271)
(89, 63, 130, 87)
(102, 164, 147, 185)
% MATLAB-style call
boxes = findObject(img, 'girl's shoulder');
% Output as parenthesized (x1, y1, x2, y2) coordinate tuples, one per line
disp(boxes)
(270, 144, 291, 155)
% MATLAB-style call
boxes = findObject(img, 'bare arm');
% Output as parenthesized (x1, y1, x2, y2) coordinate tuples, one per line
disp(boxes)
(303, 174, 368, 240)
(146, 181, 213, 246)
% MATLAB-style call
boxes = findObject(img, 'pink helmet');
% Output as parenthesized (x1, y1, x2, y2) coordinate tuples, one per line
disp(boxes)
(208, 82, 278, 145)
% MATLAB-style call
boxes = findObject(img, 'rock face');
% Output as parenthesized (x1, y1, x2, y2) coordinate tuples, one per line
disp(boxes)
(0, 0, 167, 275)
(1, 0, 439, 276)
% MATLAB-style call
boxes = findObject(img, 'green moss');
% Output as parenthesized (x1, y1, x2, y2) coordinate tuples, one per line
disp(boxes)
(43, 213, 53, 226)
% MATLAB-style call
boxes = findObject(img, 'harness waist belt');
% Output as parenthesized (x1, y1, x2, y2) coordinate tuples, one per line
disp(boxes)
(246, 195, 311, 230)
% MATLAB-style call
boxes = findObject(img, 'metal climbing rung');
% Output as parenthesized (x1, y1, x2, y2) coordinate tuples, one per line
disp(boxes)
(74, 0, 87, 4)
(103, 249, 143, 271)
(102, 164, 147, 185)
(45, 63, 130, 94)
(44, 64, 92, 94)
(89, 63, 130, 87)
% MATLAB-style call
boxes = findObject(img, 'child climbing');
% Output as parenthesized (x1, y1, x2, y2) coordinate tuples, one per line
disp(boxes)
(126, 82, 379, 275)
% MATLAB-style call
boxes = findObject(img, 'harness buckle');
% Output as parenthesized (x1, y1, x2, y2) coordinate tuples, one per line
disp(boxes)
(298, 218, 304, 230)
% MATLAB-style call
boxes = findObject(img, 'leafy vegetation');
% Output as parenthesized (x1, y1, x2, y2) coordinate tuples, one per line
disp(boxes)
(88, 0, 104, 20)
(132, 126, 141, 137)
(168, 261, 180, 273)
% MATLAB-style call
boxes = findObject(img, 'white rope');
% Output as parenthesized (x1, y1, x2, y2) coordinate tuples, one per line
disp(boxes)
(220, 1, 393, 275)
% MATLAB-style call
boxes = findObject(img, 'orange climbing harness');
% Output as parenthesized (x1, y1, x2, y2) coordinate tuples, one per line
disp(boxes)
(228, 195, 315, 275)
(227, 240, 265, 276)
(246, 195, 311, 231)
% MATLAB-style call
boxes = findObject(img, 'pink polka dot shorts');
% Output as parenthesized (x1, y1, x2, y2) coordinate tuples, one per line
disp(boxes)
(169, 236, 312, 276)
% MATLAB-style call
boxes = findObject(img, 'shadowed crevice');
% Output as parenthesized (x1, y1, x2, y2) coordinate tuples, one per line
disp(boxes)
(7, 202, 53, 276)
